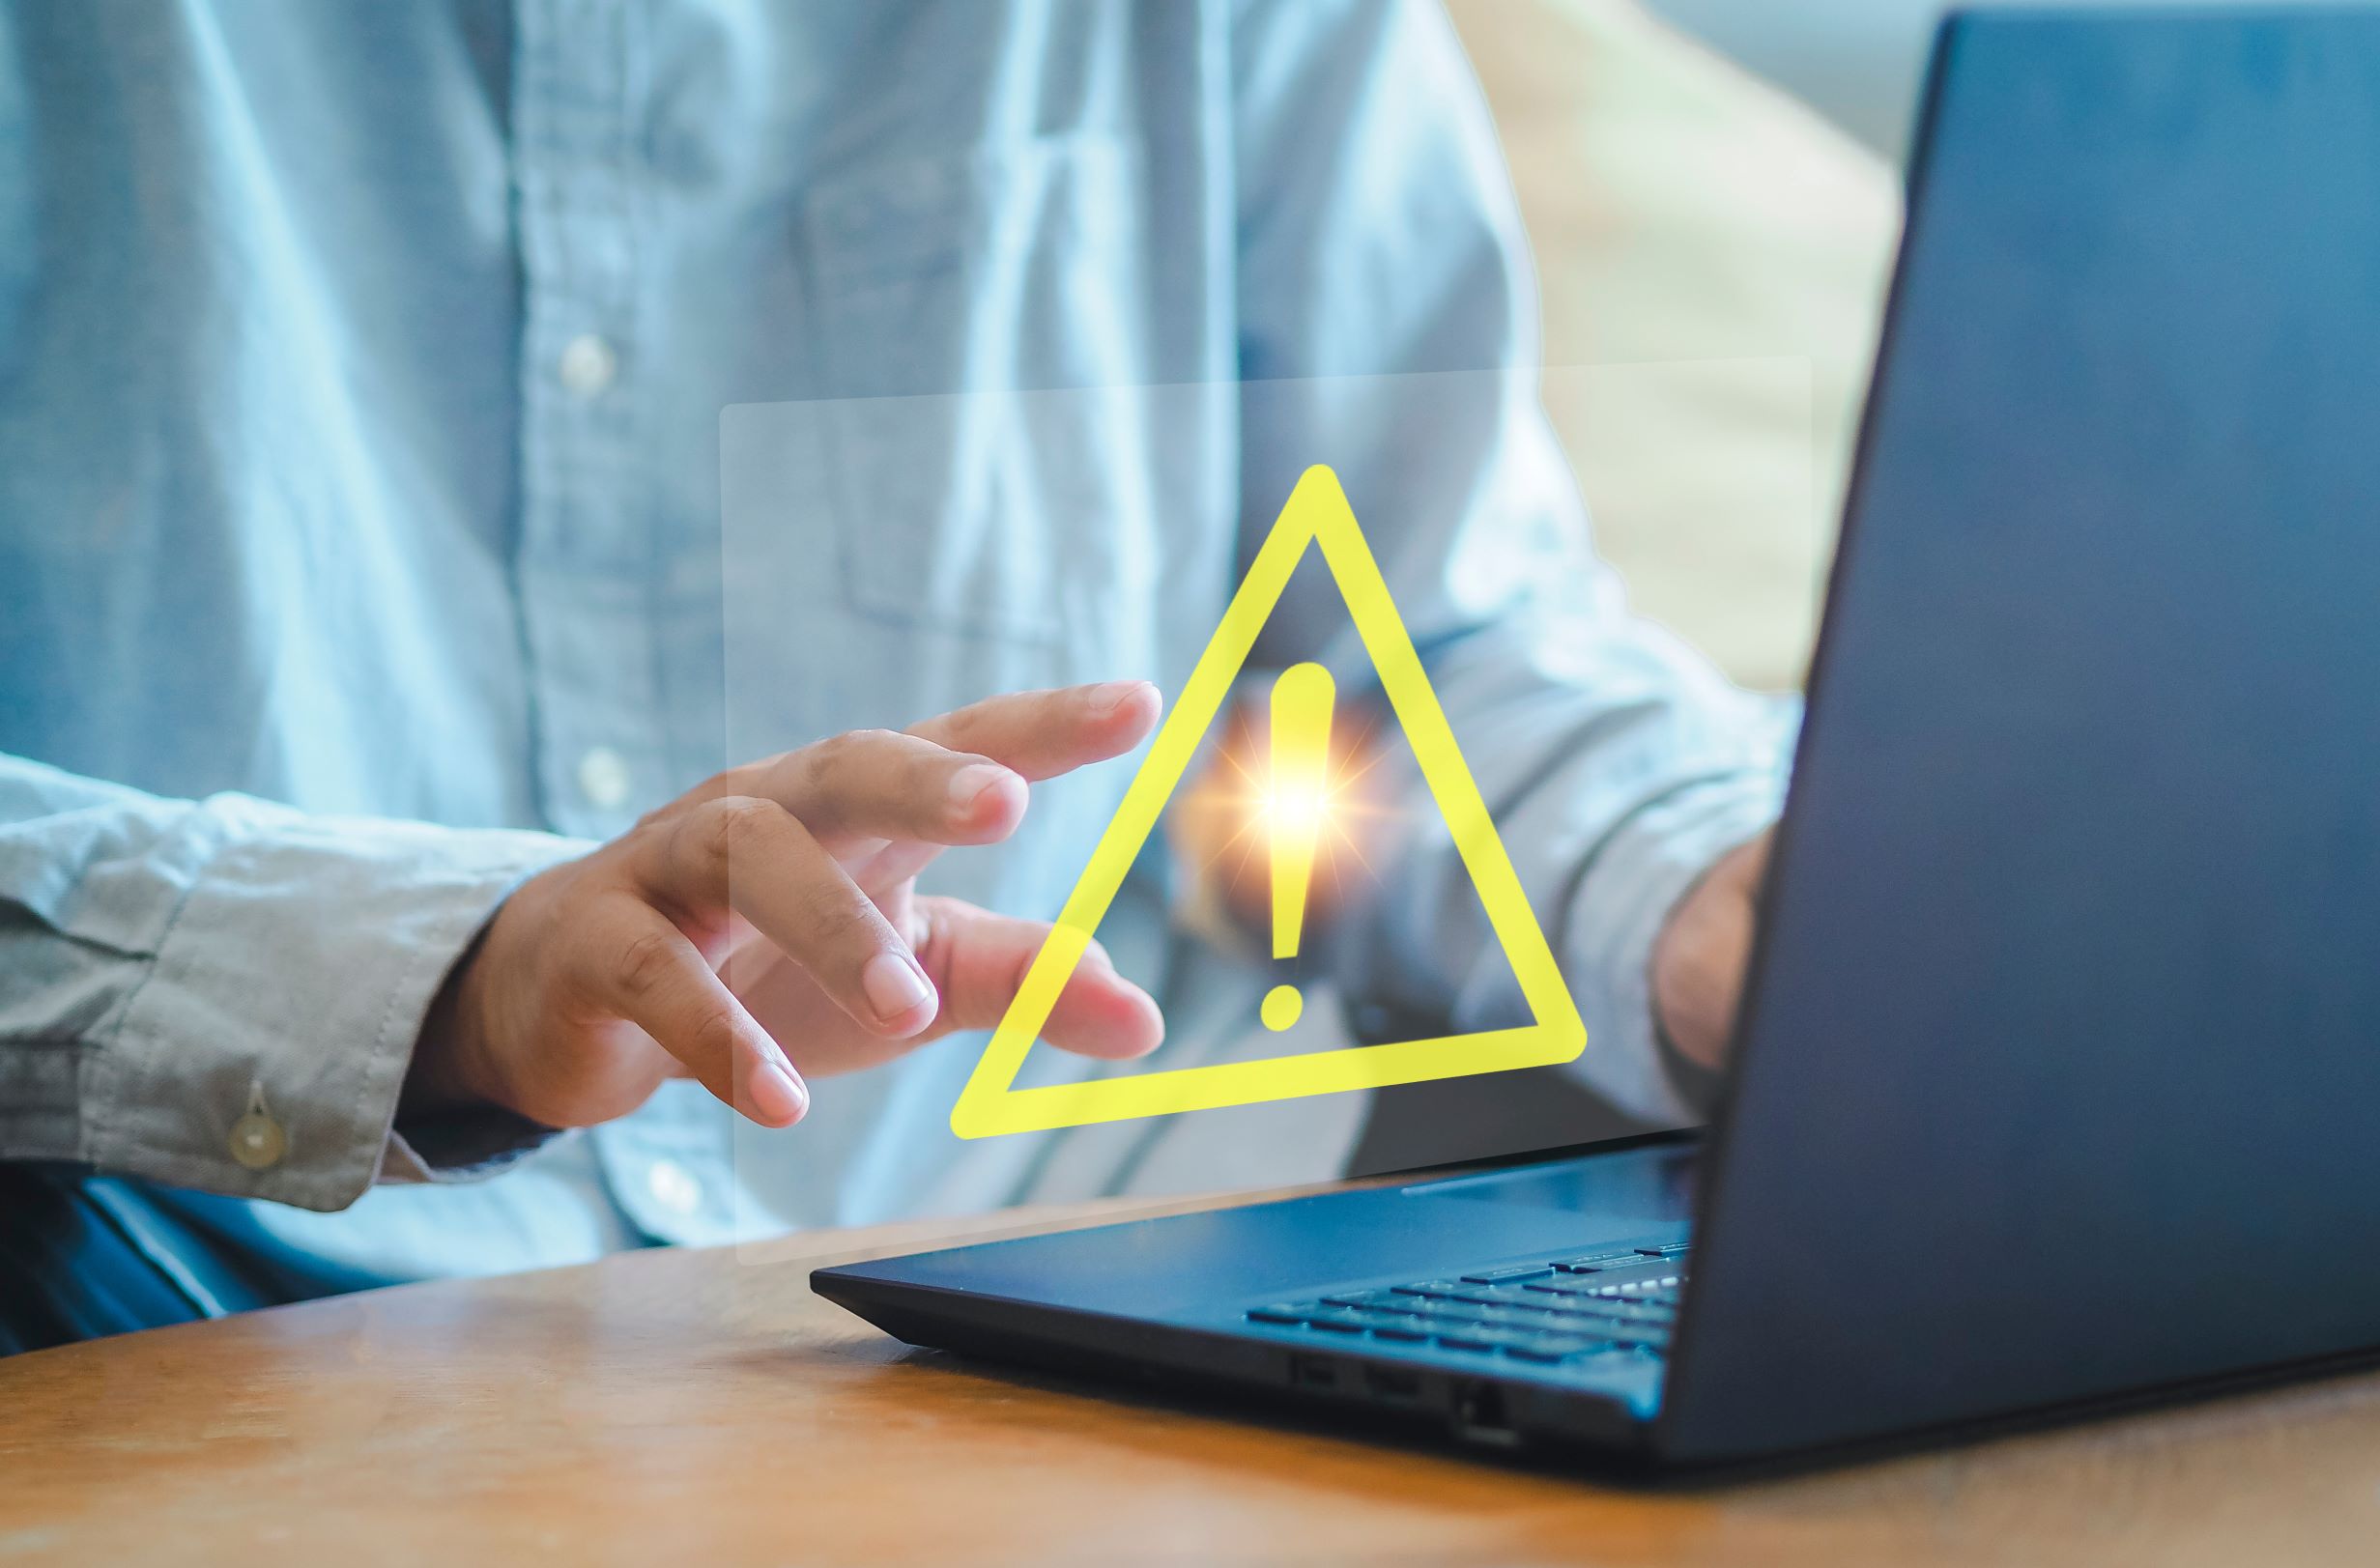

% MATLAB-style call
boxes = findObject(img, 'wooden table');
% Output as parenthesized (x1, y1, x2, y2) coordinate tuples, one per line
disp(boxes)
(6, 1190, 2378, 1567)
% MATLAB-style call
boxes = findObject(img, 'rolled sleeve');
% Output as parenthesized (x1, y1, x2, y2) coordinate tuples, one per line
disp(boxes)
(2, 763, 585, 1212)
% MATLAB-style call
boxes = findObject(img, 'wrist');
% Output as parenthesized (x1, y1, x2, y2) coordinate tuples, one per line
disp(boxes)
(402, 931, 504, 1118)
(1649, 832, 1771, 1072)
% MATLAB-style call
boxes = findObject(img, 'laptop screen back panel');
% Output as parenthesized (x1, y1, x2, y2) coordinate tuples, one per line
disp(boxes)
(1661, 10, 2380, 1463)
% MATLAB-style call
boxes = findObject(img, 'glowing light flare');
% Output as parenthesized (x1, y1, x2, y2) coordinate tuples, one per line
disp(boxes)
(1261, 784, 1329, 838)
(1161, 684, 1398, 956)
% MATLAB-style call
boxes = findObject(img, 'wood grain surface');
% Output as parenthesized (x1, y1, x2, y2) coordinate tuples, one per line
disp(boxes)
(4, 1189, 2376, 1567)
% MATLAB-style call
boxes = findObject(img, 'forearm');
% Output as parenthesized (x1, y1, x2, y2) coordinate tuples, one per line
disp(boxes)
(1319, 601, 1792, 1125)
(0, 754, 582, 1209)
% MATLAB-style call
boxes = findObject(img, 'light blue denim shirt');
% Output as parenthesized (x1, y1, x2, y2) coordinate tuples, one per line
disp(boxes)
(0, 0, 1790, 1289)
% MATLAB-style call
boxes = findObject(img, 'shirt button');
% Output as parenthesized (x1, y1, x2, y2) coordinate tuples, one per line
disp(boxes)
(228, 1108, 287, 1171)
(645, 1158, 703, 1217)
(577, 747, 633, 810)
(557, 333, 618, 398)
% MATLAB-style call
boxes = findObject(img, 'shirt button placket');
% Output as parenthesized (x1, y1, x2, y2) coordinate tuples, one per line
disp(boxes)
(513, 0, 660, 840)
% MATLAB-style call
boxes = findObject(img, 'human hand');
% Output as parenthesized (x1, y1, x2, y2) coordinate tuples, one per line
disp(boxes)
(404, 683, 1167, 1130)
(1649, 830, 1772, 1071)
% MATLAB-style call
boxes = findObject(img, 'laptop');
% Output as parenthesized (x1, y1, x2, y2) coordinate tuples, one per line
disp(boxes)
(815, 7, 2380, 1468)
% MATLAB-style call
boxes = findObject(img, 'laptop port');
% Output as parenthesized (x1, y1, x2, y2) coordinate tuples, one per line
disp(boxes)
(1453, 1380, 1520, 1447)
(1287, 1353, 1339, 1391)
(1361, 1363, 1423, 1402)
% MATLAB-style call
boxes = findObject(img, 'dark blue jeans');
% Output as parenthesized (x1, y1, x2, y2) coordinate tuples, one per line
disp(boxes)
(0, 1166, 298, 1356)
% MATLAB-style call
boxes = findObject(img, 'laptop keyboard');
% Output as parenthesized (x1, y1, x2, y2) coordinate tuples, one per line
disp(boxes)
(1244, 1245, 1687, 1368)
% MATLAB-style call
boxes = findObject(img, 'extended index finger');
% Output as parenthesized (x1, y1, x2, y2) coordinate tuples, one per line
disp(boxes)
(906, 681, 1161, 782)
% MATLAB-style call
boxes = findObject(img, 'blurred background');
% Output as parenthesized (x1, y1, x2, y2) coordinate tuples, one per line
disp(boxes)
(1449, 0, 2300, 695)
(1443, 0, 1903, 696)
(1641, 0, 1952, 156)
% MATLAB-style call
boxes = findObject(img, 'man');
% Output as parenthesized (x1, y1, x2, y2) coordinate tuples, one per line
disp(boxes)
(0, 0, 1781, 1351)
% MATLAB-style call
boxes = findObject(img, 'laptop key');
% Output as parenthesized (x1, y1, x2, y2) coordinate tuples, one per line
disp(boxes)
(1458, 1263, 1557, 1284)
(1501, 1334, 1613, 1362)
(1549, 1259, 1682, 1288)
(1554, 1252, 1648, 1272)
(1581, 1277, 1682, 1299)
(1321, 1289, 1419, 1312)
(1535, 1312, 1671, 1341)
(1397, 1299, 1546, 1329)
(1466, 1305, 1563, 1329)
(1557, 1344, 1661, 1372)
(1597, 1323, 1672, 1350)
(1359, 1297, 1443, 1318)
(1247, 1304, 1308, 1325)
(1525, 1293, 1672, 1324)
(1435, 1285, 1531, 1308)
(1302, 1309, 1371, 1333)
(1455, 1283, 1582, 1311)
(1319, 1308, 1437, 1339)
(1517, 1298, 1671, 1327)
(1457, 1294, 1566, 1315)
(1390, 1280, 1471, 1299)
(1523, 1276, 1661, 1301)
(1536, 1275, 1681, 1302)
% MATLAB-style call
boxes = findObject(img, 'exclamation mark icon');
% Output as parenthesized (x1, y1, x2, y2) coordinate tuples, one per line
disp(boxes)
(1261, 661, 1335, 1031)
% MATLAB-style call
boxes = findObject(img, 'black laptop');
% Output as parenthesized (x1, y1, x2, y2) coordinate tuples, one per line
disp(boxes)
(816, 7, 2380, 1468)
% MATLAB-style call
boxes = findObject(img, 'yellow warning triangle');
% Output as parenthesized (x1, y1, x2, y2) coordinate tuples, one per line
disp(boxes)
(950, 466, 1585, 1138)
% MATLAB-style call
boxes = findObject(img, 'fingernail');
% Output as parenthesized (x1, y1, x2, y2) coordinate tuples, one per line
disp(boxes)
(948, 763, 1010, 812)
(751, 1055, 807, 1125)
(1089, 680, 1149, 716)
(863, 951, 935, 1021)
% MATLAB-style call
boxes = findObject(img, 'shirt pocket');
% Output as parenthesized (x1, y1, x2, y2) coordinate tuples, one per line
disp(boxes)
(801, 133, 1157, 649)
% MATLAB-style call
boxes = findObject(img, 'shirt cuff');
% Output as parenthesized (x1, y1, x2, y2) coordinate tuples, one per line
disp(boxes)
(86, 795, 586, 1212)
(1562, 771, 1786, 1127)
